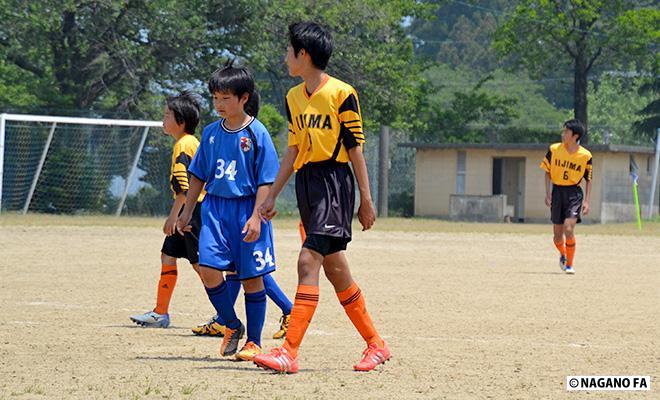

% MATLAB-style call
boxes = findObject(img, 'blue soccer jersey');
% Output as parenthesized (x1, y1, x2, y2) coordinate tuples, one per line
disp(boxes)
(189, 117, 279, 198)
(190, 116, 279, 279)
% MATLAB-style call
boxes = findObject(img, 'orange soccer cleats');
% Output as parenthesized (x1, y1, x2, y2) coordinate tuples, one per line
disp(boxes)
(235, 341, 262, 361)
(254, 346, 299, 374)
(353, 342, 391, 372)
(220, 323, 245, 356)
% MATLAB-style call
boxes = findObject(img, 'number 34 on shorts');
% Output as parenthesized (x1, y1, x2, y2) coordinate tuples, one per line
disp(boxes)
(253, 248, 275, 272)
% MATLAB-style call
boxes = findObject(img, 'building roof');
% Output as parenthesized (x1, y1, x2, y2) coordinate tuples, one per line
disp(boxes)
(399, 142, 656, 154)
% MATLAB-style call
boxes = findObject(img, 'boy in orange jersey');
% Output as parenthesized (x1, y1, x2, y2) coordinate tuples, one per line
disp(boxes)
(540, 119, 593, 274)
(130, 91, 212, 328)
(254, 22, 389, 373)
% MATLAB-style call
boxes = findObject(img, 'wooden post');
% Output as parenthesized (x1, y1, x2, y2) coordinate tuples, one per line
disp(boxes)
(377, 125, 389, 217)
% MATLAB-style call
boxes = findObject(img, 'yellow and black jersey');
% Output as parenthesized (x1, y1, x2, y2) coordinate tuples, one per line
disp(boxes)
(171, 134, 205, 201)
(540, 143, 593, 186)
(286, 75, 365, 171)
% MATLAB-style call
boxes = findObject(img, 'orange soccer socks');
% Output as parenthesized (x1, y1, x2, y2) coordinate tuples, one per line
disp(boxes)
(336, 282, 384, 348)
(554, 239, 566, 257)
(154, 264, 178, 315)
(565, 237, 576, 267)
(282, 285, 319, 358)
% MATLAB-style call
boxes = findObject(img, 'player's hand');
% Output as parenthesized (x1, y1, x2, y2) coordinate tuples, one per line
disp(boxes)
(358, 200, 376, 231)
(582, 201, 590, 215)
(176, 211, 193, 235)
(544, 194, 552, 207)
(258, 195, 278, 221)
(163, 215, 178, 236)
(242, 214, 262, 243)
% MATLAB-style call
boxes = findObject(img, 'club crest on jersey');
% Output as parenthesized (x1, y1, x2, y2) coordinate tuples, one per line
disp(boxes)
(240, 136, 252, 152)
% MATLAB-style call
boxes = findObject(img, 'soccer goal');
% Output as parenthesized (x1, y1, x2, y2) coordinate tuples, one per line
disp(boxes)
(0, 113, 171, 216)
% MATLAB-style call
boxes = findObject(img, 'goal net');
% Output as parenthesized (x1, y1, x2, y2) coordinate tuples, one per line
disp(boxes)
(0, 113, 173, 216)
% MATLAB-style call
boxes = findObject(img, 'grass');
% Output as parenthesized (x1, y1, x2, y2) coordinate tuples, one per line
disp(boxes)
(180, 385, 197, 396)
(2, 212, 659, 236)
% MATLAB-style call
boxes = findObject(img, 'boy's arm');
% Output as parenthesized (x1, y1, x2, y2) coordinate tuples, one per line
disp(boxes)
(176, 175, 204, 234)
(583, 179, 592, 215)
(582, 156, 593, 215)
(243, 185, 271, 242)
(259, 146, 298, 220)
(348, 146, 376, 231)
(544, 173, 552, 207)
(541, 146, 552, 208)
(164, 193, 186, 235)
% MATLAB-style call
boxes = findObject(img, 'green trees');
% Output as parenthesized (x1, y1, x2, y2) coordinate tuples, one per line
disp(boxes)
(494, 0, 659, 143)
(0, 1, 228, 113)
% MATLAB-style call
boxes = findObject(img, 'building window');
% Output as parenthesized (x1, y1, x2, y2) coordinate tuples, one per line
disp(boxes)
(649, 156, 654, 175)
(630, 155, 639, 175)
(456, 151, 466, 194)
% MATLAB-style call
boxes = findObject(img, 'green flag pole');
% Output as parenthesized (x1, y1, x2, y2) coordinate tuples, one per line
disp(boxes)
(632, 176, 642, 231)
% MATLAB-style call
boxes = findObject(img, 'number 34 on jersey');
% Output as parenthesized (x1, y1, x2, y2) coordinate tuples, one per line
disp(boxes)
(253, 248, 274, 271)
(215, 158, 237, 181)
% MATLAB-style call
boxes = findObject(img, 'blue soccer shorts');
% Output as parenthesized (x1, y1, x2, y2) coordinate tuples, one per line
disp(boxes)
(198, 195, 276, 280)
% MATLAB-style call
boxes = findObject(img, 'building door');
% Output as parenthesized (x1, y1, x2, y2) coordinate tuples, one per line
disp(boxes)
(492, 157, 526, 221)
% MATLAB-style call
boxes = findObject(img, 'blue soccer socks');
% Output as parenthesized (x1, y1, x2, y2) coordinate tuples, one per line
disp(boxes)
(244, 290, 267, 347)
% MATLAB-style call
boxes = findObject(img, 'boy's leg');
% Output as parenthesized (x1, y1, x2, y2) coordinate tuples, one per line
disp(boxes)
(129, 253, 176, 328)
(209, 272, 240, 326)
(200, 266, 245, 356)
(226, 272, 242, 306)
(264, 273, 293, 339)
(154, 253, 178, 315)
(189, 261, 227, 336)
(323, 249, 390, 371)
(323, 251, 384, 348)
(200, 267, 241, 330)
(187, 203, 226, 334)
(552, 224, 566, 270)
(563, 218, 578, 269)
(235, 276, 267, 361)
(281, 248, 323, 357)
(199, 272, 239, 329)
(197, 196, 245, 352)
(254, 248, 322, 372)
(264, 273, 293, 316)
(552, 224, 565, 255)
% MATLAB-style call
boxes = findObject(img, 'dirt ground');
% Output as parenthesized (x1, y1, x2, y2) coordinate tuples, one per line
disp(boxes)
(0, 216, 658, 399)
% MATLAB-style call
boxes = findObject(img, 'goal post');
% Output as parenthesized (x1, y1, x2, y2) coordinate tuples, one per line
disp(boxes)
(0, 113, 164, 216)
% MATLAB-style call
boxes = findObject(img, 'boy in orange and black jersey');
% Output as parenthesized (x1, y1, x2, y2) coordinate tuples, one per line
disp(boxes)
(254, 21, 389, 374)
(540, 119, 593, 274)
(130, 91, 212, 329)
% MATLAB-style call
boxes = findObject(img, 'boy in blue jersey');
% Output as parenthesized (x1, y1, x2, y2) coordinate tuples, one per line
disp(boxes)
(177, 62, 283, 361)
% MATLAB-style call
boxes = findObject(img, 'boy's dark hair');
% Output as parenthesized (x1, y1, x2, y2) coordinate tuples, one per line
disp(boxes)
(166, 90, 202, 134)
(564, 119, 586, 141)
(288, 21, 333, 70)
(208, 60, 259, 117)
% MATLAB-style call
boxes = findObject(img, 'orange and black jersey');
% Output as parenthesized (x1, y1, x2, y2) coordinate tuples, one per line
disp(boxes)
(540, 143, 593, 186)
(286, 75, 365, 171)
(170, 134, 205, 201)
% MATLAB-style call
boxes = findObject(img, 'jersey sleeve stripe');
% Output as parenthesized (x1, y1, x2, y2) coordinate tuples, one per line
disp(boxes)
(338, 93, 360, 114)
(170, 176, 186, 194)
(285, 97, 293, 124)
(175, 152, 193, 167)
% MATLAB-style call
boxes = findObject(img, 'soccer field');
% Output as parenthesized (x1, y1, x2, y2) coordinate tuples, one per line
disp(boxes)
(1, 215, 658, 399)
